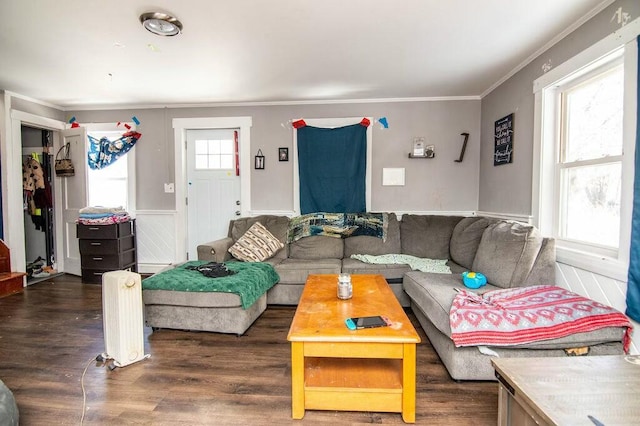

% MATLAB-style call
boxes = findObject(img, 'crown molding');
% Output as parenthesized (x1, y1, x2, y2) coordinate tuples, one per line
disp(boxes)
(4, 90, 64, 110)
(480, 0, 616, 98)
(66, 95, 481, 111)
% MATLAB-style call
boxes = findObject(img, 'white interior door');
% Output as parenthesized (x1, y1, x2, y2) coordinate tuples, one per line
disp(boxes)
(186, 129, 241, 260)
(59, 127, 87, 276)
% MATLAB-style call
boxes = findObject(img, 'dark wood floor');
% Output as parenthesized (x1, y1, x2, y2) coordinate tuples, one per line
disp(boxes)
(0, 274, 498, 425)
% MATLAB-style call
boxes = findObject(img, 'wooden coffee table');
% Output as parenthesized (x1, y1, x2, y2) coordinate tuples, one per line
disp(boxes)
(287, 274, 421, 423)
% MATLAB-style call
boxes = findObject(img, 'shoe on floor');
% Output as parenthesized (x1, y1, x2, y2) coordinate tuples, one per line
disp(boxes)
(31, 269, 50, 278)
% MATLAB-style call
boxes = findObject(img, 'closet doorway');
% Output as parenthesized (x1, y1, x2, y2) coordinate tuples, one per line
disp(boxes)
(21, 126, 60, 283)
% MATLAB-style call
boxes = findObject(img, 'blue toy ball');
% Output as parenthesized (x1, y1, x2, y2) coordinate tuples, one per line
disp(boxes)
(461, 271, 487, 289)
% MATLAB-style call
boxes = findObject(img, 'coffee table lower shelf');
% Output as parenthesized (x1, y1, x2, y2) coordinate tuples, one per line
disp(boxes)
(291, 342, 416, 423)
(304, 357, 403, 412)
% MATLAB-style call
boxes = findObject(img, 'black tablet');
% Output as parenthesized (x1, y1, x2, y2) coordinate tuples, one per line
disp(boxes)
(351, 316, 389, 329)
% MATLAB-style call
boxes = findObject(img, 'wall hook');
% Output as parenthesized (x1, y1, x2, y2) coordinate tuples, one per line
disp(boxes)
(455, 133, 469, 163)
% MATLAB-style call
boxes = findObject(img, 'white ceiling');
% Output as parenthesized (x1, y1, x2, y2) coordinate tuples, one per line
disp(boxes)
(0, 0, 608, 109)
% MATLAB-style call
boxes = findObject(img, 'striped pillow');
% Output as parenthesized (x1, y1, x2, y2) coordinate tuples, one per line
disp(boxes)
(228, 222, 284, 262)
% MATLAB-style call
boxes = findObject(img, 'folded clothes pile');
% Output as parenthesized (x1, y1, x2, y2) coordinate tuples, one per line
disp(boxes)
(77, 206, 131, 225)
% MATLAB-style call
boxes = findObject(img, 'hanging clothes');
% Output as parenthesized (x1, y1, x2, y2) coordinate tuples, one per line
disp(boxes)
(22, 156, 45, 191)
(22, 155, 50, 231)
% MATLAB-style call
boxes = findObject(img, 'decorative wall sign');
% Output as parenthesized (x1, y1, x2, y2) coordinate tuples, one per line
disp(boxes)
(279, 147, 289, 161)
(494, 113, 514, 166)
(255, 149, 265, 169)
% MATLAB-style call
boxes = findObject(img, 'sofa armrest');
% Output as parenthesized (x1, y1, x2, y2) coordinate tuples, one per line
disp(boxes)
(197, 237, 234, 263)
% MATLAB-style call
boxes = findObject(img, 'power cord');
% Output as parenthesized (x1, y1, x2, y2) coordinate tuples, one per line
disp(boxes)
(80, 353, 112, 425)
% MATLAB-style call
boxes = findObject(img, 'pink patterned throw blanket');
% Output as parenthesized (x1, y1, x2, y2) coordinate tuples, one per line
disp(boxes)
(450, 285, 632, 352)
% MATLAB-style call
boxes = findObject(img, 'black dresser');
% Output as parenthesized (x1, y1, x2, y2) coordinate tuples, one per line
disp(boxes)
(77, 220, 137, 284)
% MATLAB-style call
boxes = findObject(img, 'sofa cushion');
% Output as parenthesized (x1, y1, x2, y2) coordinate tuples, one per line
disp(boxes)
(403, 271, 626, 349)
(230, 215, 289, 260)
(523, 238, 556, 287)
(143, 289, 242, 308)
(400, 215, 463, 259)
(403, 271, 493, 338)
(472, 221, 543, 288)
(289, 235, 344, 259)
(274, 258, 342, 284)
(344, 213, 401, 257)
(228, 222, 284, 262)
(449, 217, 497, 270)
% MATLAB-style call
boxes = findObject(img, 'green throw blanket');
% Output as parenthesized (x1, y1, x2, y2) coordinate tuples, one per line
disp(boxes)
(350, 254, 452, 274)
(142, 261, 280, 309)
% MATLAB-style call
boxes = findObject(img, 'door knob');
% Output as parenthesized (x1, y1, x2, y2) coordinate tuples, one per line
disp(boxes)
(235, 210, 241, 216)
(236, 200, 241, 205)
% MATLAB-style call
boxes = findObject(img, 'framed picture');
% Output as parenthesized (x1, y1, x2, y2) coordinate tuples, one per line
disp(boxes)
(279, 147, 289, 162)
(494, 113, 514, 166)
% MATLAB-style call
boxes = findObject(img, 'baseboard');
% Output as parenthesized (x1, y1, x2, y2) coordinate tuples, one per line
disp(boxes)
(475, 211, 532, 223)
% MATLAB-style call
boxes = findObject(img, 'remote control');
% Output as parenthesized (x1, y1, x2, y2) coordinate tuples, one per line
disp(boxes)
(345, 318, 356, 330)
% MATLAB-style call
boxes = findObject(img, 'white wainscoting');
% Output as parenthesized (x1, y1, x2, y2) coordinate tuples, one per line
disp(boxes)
(476, 211, 532, 223)
(135, 211, 178, 274)
(556, 262, 638, 355)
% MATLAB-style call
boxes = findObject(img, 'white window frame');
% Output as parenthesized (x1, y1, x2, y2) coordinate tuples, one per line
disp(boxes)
(532, 19, 639, 281)
(85, 123, 137, 214)
(193, 134, 236, 171)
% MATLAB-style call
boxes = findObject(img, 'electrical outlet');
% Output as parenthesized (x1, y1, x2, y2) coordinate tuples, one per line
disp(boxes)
(164, 183, 175, 193)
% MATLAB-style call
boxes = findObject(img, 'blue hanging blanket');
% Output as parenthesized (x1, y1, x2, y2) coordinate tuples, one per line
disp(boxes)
(88, 131, 141, 169)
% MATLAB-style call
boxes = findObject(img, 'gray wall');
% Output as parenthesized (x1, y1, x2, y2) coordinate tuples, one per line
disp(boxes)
(72, 100, 481, 212)
(11, 97, 65, 122)
(479, 0, 640, 215)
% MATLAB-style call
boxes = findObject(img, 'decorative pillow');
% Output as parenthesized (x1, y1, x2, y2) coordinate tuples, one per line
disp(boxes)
(228, 222, 284, 262)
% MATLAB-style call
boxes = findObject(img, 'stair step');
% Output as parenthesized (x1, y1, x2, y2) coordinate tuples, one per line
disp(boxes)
(0, 272, 26, 298)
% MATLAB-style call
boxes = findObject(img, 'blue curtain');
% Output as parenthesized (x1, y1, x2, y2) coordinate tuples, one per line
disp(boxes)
(297, 124, 366, 214)
(626, 35, 640, 322)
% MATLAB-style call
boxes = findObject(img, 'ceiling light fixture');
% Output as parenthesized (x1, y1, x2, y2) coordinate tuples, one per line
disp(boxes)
(139, 12, 183, 36)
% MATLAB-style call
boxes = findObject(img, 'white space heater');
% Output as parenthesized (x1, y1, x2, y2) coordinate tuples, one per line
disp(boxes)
(102, 270, 148, 367)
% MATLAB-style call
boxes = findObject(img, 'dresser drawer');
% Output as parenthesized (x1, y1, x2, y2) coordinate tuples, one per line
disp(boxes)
(77, 221, 133, 239)
(81, 269, 108, 284)
(81, 249, 136, 269)
(79, 236, 135, 255)
(81, 266, 135, 284)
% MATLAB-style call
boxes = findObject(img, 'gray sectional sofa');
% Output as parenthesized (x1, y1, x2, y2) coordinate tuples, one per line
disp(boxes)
(193, 213, 626, 380)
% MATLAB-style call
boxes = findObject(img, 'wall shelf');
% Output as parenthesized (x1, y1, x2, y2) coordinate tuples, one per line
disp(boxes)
(408, 153, 435, 159)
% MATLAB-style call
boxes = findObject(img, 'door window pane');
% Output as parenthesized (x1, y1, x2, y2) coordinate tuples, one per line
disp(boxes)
(220, 154, 234, 169)
(221, 139, 234, 154)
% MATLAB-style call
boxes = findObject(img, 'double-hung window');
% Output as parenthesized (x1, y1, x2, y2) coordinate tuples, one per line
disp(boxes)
(534, 28, 638, 280)
(86, 124, 136, 212)
(557, 58, 624, 253)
